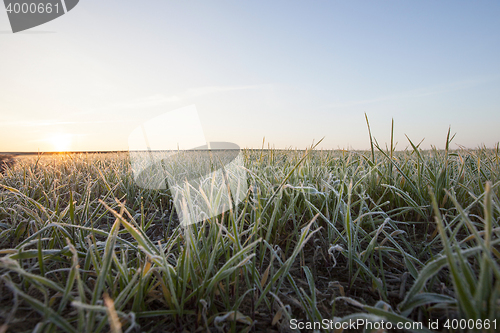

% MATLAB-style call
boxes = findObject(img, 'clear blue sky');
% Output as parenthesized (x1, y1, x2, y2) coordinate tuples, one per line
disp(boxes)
(1, 1, 499, 152)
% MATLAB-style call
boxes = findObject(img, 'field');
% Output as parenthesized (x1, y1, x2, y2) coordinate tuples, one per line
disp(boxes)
(1, 132, 500, 332)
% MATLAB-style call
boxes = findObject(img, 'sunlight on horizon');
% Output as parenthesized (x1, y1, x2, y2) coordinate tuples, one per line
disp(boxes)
(49, 133, 73, 152)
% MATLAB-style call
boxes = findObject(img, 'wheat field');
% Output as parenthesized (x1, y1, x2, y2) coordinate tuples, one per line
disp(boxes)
(1, 129, 499, 332)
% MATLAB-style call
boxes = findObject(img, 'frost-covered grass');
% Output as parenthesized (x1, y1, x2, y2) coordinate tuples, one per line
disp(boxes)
(0, 129, 499, 332)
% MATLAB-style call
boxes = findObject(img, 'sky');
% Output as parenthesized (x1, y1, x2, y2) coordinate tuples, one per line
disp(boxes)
(1, 0, 499, 152)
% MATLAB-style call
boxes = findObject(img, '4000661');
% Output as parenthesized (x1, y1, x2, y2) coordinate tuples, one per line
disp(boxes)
(444, 319, 496, 330)
(6, 2, 61, 14)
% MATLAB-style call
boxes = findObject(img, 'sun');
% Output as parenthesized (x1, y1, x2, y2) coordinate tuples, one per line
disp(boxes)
(49, 133, 73, 152)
